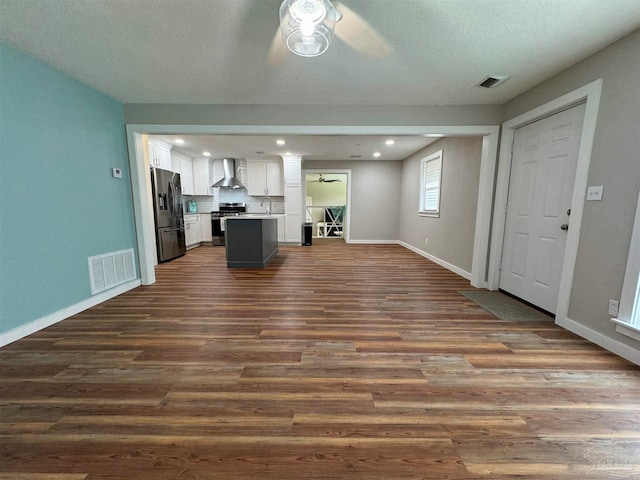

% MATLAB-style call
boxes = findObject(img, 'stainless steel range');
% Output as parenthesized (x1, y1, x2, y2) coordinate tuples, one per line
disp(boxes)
(211, 202, 246, 246)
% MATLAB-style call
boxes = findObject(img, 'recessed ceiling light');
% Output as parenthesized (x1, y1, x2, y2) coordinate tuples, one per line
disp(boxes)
(424, 134, 445, 138)
(174, 138, 185, 145)
(203, 151, 211, 157)
(285, 152, 292, 156)
(373, 152, 381, 158)
(276, 139, 286, 146)
(385, 139, 395, 145)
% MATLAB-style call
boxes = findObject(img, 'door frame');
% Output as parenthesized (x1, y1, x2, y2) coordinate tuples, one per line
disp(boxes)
(488, 79, 603, 321)
(126, 124, 499, 287)
(302, 169, 352, 242)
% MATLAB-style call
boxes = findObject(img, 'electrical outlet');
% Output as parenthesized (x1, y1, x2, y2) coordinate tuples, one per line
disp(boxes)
(425, 237, 429, 246)
(608, 299, 619, 317)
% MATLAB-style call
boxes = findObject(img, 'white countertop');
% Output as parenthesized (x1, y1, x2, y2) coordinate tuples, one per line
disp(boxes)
(225, 214, 287, 220)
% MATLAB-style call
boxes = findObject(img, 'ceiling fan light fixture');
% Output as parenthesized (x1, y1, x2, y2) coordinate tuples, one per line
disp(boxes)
(280, 0, 337, 57)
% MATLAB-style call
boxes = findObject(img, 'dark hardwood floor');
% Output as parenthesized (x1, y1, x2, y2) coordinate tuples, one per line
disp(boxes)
(1, 241, 639, 479)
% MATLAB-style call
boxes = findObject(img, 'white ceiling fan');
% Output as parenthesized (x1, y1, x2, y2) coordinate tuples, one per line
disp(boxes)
(269, 0, 392, 65)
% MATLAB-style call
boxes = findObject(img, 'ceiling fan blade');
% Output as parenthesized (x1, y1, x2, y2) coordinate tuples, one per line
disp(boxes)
(268, 27, 287, 66)
(333, 1, 392, 59)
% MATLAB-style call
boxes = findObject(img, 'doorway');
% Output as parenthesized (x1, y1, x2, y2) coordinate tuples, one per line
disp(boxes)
(127, 126, 499, 286)
(489, 79, 602, 322)
(304, 171, 349, 241)
(499, 103, 586, 314)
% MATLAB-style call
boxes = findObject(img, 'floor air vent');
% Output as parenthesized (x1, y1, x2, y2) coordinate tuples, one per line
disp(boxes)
(88, 248, 136, 295)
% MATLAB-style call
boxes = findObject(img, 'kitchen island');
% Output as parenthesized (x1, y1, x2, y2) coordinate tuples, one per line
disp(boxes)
(224, 214, 285, 268)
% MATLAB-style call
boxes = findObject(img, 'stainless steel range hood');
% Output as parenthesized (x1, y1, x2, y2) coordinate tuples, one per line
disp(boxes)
(212, 158, 246, 189)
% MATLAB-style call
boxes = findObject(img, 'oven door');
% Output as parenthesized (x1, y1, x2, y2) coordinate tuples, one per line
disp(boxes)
(211, 217, 225, 246)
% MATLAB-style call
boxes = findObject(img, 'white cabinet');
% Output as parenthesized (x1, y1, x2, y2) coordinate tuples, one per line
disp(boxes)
(148, 138, 172, 170)
(184, 214, 201, 247)
(247, 161, 284, 196)
(171, 152, 194, 195)
(193, 159, 212, 196)
(200, 214, 212, 242)
(282, 156, 302, 244)
(171, 154, 182, 173)
(180, 156, 194, 195)
(267, 162, 284, 195)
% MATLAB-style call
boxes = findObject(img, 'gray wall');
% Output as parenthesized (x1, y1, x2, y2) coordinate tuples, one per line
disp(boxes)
(306, 179, 347, 226)
(122, 29, 639, 358)
(504, 30, 640, 348)
(124, 104, 503, 127)
(398, 138, 482, 273)
(303, 160, 402, 242)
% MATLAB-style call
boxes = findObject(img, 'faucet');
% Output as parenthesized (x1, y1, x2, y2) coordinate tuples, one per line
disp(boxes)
(260, 196, 272, 215)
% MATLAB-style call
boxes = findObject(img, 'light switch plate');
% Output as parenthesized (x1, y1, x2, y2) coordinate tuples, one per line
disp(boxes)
(586, 185, 603, 201)
(112, 167, 122, 178)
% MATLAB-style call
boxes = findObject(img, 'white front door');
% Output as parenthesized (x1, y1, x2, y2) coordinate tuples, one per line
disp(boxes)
(499, 103, 586, 313)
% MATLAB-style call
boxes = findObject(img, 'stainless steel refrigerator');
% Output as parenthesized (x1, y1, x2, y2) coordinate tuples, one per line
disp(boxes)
(151, 168, 186, 263)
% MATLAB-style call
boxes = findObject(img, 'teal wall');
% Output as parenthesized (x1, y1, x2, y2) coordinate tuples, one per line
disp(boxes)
(0, 42, 138, 335)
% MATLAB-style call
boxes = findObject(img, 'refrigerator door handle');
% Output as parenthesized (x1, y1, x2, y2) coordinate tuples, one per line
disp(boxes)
(167, 182, 174, 216)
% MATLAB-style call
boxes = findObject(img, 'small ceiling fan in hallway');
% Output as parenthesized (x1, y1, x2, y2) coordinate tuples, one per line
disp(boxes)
(308, 174, 343, 183)
(269, 0, 392, 64)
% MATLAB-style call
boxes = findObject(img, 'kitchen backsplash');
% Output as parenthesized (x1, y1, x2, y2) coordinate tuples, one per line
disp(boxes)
(184, 192, 284, 214)
(184, 196, 216, 213)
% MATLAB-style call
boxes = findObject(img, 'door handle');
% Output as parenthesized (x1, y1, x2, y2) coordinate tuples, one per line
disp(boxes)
(560, 224, 569, 231)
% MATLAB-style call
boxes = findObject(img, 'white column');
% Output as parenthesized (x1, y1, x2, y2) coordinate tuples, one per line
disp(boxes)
(282, 155, 303, 244)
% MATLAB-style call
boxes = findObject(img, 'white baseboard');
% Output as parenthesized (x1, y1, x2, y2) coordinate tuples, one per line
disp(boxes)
(347, 239, 397, 245)
(398, 241, 472, 280)
(0, 279, 141, 348)
(556, 316, 640, 366)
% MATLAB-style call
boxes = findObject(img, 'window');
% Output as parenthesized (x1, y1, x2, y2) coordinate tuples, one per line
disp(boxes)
(613, 190, 640, 341)
(419, 150, 443, 216)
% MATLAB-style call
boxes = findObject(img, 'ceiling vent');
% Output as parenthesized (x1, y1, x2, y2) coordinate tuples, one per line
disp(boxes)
(476, 75, 511, 88)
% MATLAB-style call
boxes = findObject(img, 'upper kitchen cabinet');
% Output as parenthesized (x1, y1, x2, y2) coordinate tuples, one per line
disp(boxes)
(147, 137, 172, 170)
(192, 158, 212, 196)
(172, 151, 194, 195)
(247, 160, 284, 196)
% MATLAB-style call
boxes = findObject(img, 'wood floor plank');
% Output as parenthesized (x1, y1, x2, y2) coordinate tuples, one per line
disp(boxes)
(1, 242, 638, 479)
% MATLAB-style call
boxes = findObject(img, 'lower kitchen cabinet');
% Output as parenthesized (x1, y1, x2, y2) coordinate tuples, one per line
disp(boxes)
(184, 214, 201, 248)
(200, 213, 212, 242)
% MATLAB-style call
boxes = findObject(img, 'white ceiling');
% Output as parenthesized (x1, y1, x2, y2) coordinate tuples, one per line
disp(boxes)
(155, 134, 439, 161)
(3, 1, 637, 162)
(1, 0, 638, 106)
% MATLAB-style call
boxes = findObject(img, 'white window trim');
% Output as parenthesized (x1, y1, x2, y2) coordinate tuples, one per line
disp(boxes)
(418, 149, 443, 217)
(612, 189, 640, 341)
